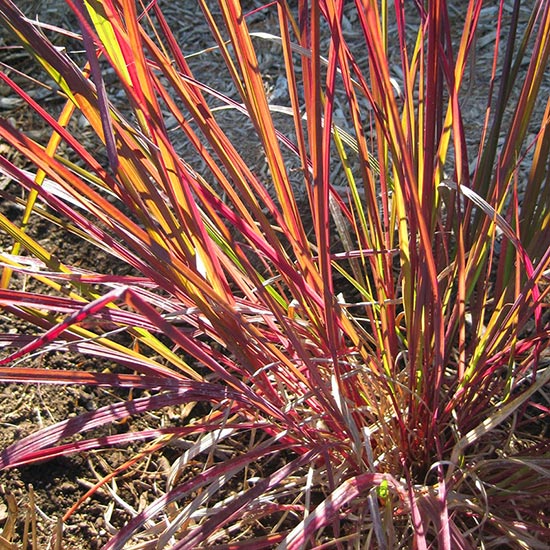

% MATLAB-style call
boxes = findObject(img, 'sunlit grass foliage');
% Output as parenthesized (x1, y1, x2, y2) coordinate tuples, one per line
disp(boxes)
(0, 0, 549, 547)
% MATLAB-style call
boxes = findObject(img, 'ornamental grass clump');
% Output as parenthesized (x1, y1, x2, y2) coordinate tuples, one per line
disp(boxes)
(0, 0, 549, 547)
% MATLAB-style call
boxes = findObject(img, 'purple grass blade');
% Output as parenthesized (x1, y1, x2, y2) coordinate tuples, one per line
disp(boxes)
(0, 383, 248, 470)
